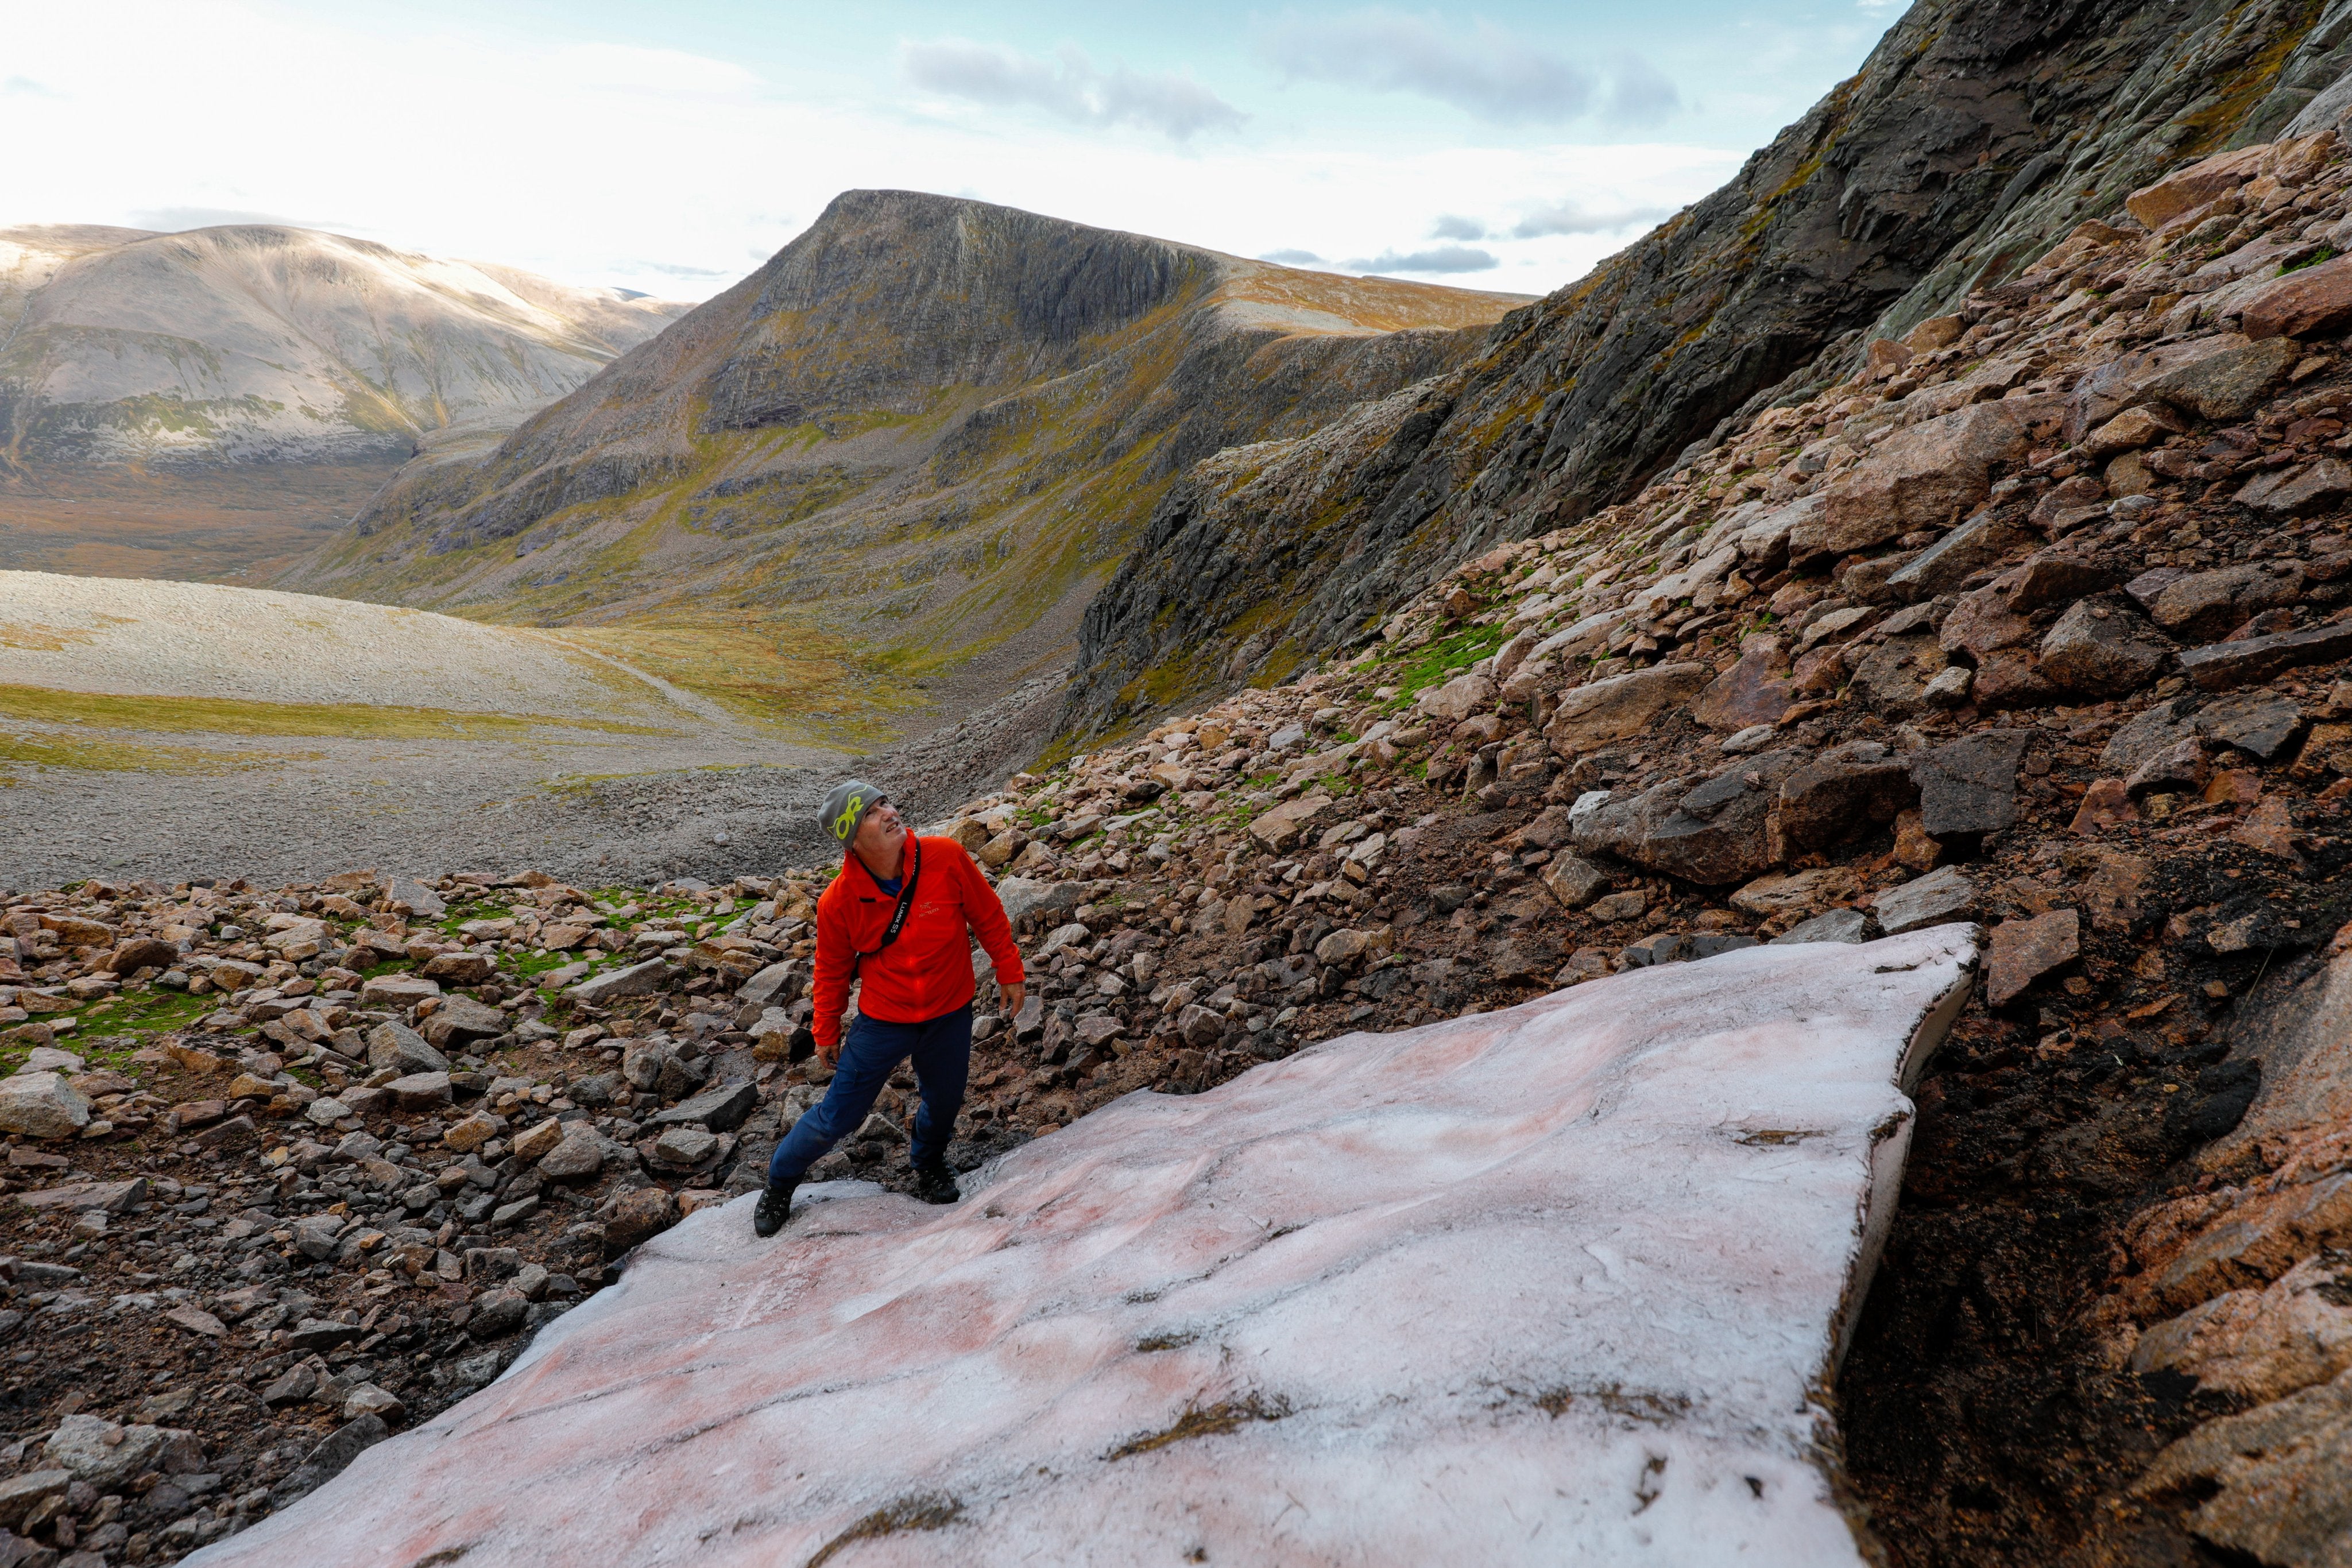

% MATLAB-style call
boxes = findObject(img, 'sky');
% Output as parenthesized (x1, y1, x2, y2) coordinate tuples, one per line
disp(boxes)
(2, 1, 1905, 303)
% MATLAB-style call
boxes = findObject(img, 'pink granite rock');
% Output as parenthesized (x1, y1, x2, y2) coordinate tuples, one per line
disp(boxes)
(192, 928, 1981, 1568)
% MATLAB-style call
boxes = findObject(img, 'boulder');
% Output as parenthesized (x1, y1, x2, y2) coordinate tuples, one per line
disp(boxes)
(367, 1021, 450, 1075)
(605, 1186, 679, 1254)
(2037, 598, 2173, 696)
(1940, 584, 2039, 665)
(2235, 459, 2352, 518)
(2140, 336, 2299, 422)
(190, 929, 1982, 1568)
(1692, 638, 1794, 731)
(1872, 867, 1978, 935)
(648, 1080, 758, 1133)
(0, 1070, 90, 1140)
(105, 936, 180, 975)
(423, 994, 509, 1049)
(2006, 552, 2117, 612)
(2239, 253, 2352, 340)
(1540, 855, 1610, 911)
(1909, 732, 2030, 841)
(45, 1414, 197, 1493)
(1886, 511, 2029, 601)
(1544, 663, 1710, 756)
(2126, 736, 2209, 799)
(2196, 691, 2307, 762)
(1247, 794, 1334, 851)
(568, 959, 674, 1005)
(736, 961, 806, 1009)
(509, 1118, 567, 1163)
(376, 875, 446, 919)
(1732, 868, 1855, 919)
(536, 1129, 611, 1182)
(2123, 145, 2265, 229)
(276, 1414, 390, 1504)
(422, 953, 496, 984)
(2150, 563, 2308, 641)
(2079, 404, 2187, 459)
(1769, 908, 1876, 945)
(2181, 620, 2352, 690)
(1570, 754, 1798, 886)
(14, 1176, 147, 1214)
(0, 1470, 69, 1532)
(1847, 633, 1945, 714)
(1770, 746, 1918, 857)
(358, 973, 440, 1010)
(1416, 673, 1496, 722)
(652, 1126, 720, 1167)
(2064, 336, 2248, 442)
(1984, 908, 2080, 1006)
(385, 1072, 454, 1110)
(1808, 401, 2037, 558)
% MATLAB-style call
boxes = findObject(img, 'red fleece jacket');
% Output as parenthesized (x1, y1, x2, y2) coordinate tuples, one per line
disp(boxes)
(809, 834, 1026, 1048)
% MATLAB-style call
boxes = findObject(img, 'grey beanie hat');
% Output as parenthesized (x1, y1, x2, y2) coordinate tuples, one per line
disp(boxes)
(819, 778, 886, 847)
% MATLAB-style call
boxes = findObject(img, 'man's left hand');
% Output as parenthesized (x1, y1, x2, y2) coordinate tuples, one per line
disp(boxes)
(999, 981, 1026, 1019)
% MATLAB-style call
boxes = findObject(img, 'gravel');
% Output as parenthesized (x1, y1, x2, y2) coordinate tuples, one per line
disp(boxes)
(3, 672, 1070, 892)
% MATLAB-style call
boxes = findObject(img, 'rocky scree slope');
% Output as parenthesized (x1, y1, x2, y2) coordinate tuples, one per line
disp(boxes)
(0, 224, 688, 470)
(283, 192, 1522, 675)
(16, 129, 2352, 1565)
(1066, 0, 2352, 740)
(7, 121, 2352, 1552)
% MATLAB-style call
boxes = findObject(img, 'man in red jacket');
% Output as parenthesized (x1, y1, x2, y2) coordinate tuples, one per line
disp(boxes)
(754, 779, 1027, 1237)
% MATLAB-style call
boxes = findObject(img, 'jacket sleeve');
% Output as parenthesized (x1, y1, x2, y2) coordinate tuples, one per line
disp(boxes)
(809, 874, 856, 1049)
(956, 843, 1025, 987)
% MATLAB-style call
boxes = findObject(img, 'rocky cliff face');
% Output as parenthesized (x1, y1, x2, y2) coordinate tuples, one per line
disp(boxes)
(285, 192, 1523, 682)
(1065, 0, 2352, 744)
(0, 225, 688, 470)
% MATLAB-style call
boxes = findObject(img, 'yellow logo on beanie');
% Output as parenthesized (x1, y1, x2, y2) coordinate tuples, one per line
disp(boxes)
(832, 792, 865, 841)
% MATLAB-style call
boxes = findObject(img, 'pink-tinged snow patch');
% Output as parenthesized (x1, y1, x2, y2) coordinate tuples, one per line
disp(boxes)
(192, 925, 1979, 1568)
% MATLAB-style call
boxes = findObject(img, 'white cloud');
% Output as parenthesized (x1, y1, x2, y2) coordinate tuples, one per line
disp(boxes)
(1347, 244, 1498, 274)
(1259, 247, 1326, 264)
(1511, 199, 1676, 238)
(900, 39, 1244, 141)
(1259, 9, 1679, 129)
(1604, 55, 1682, 127)
(1428, 214, 1486, 240)
(0, 1, 1746, 302)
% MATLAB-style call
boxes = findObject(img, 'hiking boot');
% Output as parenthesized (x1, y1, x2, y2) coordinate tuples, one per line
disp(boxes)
(752, 1179, 798, 1238)
(911, 1159, 960, 1205)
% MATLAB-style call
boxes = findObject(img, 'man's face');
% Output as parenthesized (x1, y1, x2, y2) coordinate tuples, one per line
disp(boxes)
(853, 799, 906, 862)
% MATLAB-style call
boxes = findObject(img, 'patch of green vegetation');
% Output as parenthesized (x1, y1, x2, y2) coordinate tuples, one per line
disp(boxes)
(1363, 622, 1516, 713)
(2284, 245, 2338, 274)
(0, 730, 305, 775)
(0, 984, 215, 1075)
(0, 686, 676, 741)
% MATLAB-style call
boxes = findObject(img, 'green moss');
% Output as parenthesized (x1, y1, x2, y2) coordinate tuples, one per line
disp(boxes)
(0, 686, 676, 740)
(0, 730, 308, 775)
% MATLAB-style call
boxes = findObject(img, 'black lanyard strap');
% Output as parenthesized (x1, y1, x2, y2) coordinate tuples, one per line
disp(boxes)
(852, 835, 921, 974)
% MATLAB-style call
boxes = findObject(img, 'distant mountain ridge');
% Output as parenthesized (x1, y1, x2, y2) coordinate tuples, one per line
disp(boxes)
(1063, 0, 2352, 741)
(287, 191, 1528, 687)
(0, 223, 689, 470)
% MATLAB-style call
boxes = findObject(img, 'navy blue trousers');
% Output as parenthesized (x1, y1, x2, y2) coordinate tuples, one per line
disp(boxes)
(765, 1004, 970, 1186)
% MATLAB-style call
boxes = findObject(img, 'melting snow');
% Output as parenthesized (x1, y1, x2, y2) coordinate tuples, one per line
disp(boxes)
(193, 925, 1978, 1567)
